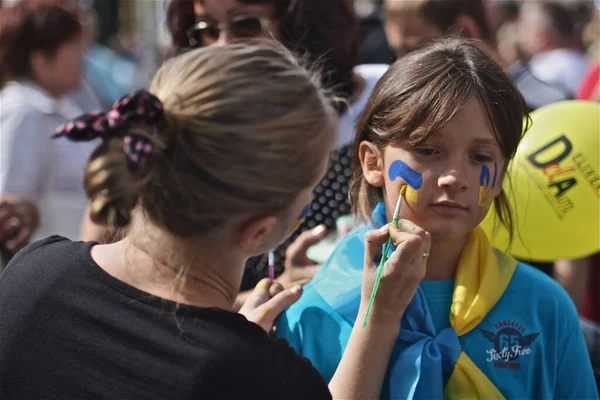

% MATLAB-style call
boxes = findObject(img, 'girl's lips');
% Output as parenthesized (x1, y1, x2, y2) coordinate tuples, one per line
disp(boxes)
(429, 201, 468, 215)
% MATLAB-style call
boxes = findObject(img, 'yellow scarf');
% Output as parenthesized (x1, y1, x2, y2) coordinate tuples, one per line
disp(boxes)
(445, 227, 517, 399)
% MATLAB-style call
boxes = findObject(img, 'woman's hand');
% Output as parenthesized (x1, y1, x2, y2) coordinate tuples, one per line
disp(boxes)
(0, 194, 40, 253)
(360, 220, 431, 326)
(238, 278, 303, 333)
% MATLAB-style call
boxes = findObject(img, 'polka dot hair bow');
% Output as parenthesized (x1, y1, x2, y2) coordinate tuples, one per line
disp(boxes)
(53, 90, 164, 171)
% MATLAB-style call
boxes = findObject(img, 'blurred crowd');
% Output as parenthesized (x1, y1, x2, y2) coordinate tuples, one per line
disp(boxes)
(0, 0, 599, 390)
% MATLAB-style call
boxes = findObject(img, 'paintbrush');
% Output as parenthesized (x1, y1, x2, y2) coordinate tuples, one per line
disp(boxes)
(363, 184, 407, 328)
(268, 250, 275, 284)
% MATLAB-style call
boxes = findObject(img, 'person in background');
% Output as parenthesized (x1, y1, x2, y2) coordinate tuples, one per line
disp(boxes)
(484, 0, 521, 67)
(88, 0, 389, 297)
(1, 43, 423, 400)
(25, 0, 143, 110)
(483, 0, 520, 33)
(4, 0, 105, 112)
(0, 4, 97, 247)
(354, 0, 396, 64)
(516, 0, 590, 98)
(380, 0, 589, 112)
(382, 0, 504, 66)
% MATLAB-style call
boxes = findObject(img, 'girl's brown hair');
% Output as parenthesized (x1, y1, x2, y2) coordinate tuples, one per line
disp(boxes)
(350, 37, 531, 242)
(85, 44, 337, 236)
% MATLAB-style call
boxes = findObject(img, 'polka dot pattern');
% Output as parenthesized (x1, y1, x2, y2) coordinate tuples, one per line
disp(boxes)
(53, 90, 163, 171)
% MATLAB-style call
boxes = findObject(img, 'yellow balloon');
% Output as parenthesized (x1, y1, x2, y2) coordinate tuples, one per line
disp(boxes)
(481, 101, 600, 261)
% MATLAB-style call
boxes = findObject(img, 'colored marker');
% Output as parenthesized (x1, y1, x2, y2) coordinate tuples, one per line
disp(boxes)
(268, 250, 275, 284)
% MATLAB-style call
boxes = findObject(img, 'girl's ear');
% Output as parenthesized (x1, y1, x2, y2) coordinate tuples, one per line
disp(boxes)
(359, 141, 385, 187)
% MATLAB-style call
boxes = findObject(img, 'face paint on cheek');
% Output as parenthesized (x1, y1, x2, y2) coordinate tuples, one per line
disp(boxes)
(293, 203, 312, 229)
(388, 160, 423, 203)
(478, 162, 497, 208)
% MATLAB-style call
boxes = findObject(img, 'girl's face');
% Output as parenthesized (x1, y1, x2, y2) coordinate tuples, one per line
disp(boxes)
(364, 96, 506, 240)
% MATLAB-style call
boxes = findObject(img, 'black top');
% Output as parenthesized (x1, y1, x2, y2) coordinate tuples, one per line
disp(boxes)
(0, 236, 331, 400)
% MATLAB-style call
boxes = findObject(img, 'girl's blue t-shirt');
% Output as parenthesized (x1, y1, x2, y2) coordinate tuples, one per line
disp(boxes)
(420, 280, 454, 333)
(276, 227, 599, 400)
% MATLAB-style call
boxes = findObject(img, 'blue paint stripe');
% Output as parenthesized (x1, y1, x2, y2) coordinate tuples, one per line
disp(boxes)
(479, 164, 490, 187)
(389, 160, 423, 189)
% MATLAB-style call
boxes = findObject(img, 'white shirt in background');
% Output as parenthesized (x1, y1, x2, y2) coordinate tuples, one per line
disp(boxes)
(0, 80, 99, 241)
(529, 48, 590, 97)
(336, 64, 388, 149)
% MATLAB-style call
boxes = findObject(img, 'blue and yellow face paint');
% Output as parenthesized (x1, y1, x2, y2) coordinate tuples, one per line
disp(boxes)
(478, 162, 498, 207)
(388, 160, 422, 203)
(293, 203, 312, 229)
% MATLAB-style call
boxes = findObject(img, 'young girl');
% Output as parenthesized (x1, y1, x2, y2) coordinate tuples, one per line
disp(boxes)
(277, 37, 599, 399)
(0, 44, 423, 399)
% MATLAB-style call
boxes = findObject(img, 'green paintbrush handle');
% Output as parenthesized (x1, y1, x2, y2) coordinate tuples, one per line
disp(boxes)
(362, 234, 393, 328)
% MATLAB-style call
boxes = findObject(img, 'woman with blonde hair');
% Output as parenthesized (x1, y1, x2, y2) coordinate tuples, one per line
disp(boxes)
(1, 44, 422, 399)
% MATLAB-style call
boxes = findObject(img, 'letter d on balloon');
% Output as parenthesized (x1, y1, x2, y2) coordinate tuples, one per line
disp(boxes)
(527, 135, 573, 168)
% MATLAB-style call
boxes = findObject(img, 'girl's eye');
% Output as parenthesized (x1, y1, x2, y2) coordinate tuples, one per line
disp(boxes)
(472, 154, 493, 163)
(415, 148, 439, 156)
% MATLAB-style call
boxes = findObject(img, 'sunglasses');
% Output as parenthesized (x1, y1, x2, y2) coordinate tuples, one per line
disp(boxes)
(186, 15, 270, 47)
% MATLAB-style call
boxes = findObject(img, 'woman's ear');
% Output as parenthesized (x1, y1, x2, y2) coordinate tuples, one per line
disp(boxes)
(237, 215, 278, 255)
(359, 141, 385, 187)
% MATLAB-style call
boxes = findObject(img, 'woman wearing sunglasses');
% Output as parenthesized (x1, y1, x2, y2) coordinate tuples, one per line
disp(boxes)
(166, 0, 390, 295)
